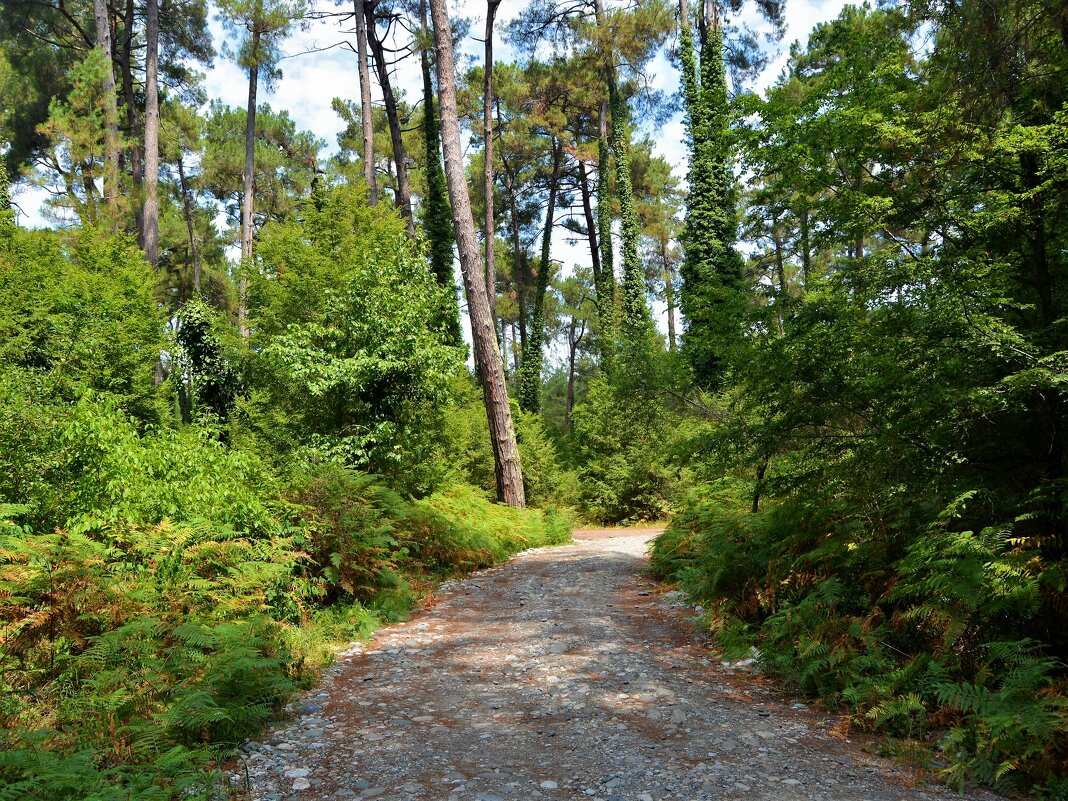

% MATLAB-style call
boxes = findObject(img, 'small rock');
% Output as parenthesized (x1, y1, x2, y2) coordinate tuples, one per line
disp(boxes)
(292, 778, 312, 791)
(540, 781, 559, 790)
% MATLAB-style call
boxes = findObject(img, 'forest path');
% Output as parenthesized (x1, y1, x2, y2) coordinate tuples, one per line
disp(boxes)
(233, 529, 995, 801)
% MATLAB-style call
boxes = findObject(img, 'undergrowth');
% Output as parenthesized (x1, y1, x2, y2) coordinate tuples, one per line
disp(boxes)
(0, 393, 570, 800)
(650, 481, 1068, 796)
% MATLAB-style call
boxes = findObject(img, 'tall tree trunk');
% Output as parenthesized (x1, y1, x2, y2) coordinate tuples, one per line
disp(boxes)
(177, 154, 201, 294)
(93, 0, 120, 214)
(578, 158, 601, 285)
(239, 30, 260, 339)
(120, 0, 143, 238)
(519, 136, 562, 412)
(595, 101, 616, 356)
(419, 0, 461, 343)
(354, 0, 378, 204)
(565, 317, 584, 431)
(429, 0, 525, 508)
(510, 321, 520, 372)
(661, 236, 677, 351)
(799, 207, 811, 286)
(143, 0, 160, 269)
(484, 0, 502, 341)
(507, 175, 527, 353)
(365, 1, 415, 235)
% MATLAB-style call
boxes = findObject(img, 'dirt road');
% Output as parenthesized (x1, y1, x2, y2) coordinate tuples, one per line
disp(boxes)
(233, 529, 994, 801)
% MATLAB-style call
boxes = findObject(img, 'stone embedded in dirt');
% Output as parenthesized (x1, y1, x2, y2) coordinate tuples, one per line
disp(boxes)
(292, 778, 312, 791)
(539, 780, 558, 789)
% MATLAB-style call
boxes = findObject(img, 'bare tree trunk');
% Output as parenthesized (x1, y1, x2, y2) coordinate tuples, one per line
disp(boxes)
(800, 207, 811, 286)
(519, 136, 562, 412)
(484, 0, 502, 336)
(429, 0, 525, 508)
(510, 321, 520, 372)
(661, 236, 676, 351)
(93, 0, 120, 212)
(143, 0, 160, 269)
(120, 0, 143, 234)
(565, 317, 584, 431)
(365, 1, 416, 235)
(177, 155, 201, 294)
(505, 163, 527, 353)
(578, 158, 601, 285)
(354, 0, 378, 204)
(239, 30, 260, 339)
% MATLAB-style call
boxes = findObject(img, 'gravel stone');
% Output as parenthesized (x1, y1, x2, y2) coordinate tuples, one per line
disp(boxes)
(227, 529, 1001, 801)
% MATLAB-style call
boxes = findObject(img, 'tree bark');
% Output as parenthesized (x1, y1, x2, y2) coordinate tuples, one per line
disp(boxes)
(578, 159, 601, 285)
(484, 0, 502, 339)
(661, 236, 677, 351)
(430, 0, 525, 508)
(519, 136, 562, 412)
(177, 154, 201, 294)
(93, 0, 120, 213)
(504, 161, 527, 352)
(354, 0, 378, 205)
(239, 30, 260, 339)
(143, 0, 160, 269)
(365, 1, 415, 235)
(120, 0, 143, 221)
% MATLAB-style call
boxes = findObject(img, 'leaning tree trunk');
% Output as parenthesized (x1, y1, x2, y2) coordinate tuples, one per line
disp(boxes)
(93, 0, 120, 213)
(239, 30, 261, 339)
(365, 1, 415, 235)
(143, 0, 160, 269)
(484, 0, 502, 342)
(354, 0, 378, 204)
(429, 0, 525, 508)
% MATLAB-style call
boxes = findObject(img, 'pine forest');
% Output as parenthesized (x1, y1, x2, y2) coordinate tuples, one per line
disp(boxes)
(0, 0, 1067, 797)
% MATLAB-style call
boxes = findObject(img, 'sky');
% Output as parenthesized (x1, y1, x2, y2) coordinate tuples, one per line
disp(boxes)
(12, 0, 852, 346)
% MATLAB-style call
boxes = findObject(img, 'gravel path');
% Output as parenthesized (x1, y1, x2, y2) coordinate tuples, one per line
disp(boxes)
(232, 529, 996, 801)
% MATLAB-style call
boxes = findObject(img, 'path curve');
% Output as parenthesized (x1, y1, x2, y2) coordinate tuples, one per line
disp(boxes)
(233, 529, 996, 801)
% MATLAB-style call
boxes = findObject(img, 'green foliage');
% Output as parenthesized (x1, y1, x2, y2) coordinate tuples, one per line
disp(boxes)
(515, 410, 580, 509)
(0, 226, 163, 422)
(678, 22, 744, 385)
(571, 342, 696, 522)
(247, 183, 465, 492)
(652, 482, 1068, 791)
(0, 402, 570, 798)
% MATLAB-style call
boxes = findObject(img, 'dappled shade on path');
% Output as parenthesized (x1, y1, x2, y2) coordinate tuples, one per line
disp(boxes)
(232, 531, 999, 801)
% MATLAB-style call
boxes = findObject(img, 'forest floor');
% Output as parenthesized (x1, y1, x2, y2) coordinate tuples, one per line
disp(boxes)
(230, 529, 998, 801)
